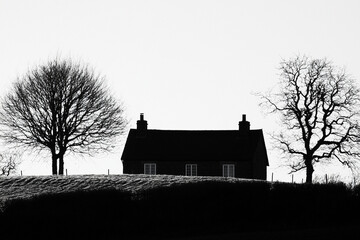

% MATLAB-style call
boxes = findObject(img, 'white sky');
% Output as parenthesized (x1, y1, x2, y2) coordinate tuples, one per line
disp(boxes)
(1, 0, 360, 182)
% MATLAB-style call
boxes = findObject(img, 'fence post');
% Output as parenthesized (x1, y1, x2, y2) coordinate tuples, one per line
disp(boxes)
(325, 174, 328, 184)
(271, 173, 273, 182)
(292, 174, 294, 183)
(108, 169, 110, 175)
(21, 170, 22, 176)
(66, 169, 68, 176)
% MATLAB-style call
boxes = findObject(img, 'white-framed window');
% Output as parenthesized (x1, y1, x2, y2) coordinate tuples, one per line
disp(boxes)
(144, 163, 156, 175)
(185, 164, 197, 176)
(223, 164, 235, 177)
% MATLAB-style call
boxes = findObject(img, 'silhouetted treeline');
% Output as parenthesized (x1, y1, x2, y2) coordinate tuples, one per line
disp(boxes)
(1, 181, 360, 239)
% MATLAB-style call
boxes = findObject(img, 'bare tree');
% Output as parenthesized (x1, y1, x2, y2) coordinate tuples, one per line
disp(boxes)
(0, 152, 21, 176)
(0, 59, 127, 175)
(259, 56, 360, 183)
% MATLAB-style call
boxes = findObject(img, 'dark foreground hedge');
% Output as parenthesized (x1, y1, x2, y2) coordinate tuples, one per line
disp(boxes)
(1, 180, 359, 239)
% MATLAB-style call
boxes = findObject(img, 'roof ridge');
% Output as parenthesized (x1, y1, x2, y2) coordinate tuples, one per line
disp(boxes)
(130, 128, 263, 132)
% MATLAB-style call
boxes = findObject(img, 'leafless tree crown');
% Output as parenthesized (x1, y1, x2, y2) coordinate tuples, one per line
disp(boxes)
(0, 59, 127, 174)
(0, 152, 21, 176)
(259, 56, 360, 183)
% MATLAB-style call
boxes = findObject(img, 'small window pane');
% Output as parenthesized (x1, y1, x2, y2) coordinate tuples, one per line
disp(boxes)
(192, 165, 197, 176)
(185, 164, 197, 176)
(144, 163, 156, 175)
(223, 164, 235, 177)
(223, 165, 228, 177)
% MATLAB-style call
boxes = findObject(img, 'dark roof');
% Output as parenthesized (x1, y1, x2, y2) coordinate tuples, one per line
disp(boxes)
(121, 129, 268, 165)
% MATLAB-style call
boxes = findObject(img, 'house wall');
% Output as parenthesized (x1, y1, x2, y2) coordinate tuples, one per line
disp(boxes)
(252, 139, 268, 180)
(123, 160, 254, 179)
(233, 161, 253, 179)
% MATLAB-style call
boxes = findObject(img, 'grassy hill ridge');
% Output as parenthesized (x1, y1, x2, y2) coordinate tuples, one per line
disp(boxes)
(0, 174, 254, 211)
(1, 175, 359, 240)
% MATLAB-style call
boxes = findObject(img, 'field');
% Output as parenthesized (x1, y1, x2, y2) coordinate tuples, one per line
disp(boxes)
(1, 174, 360, 239)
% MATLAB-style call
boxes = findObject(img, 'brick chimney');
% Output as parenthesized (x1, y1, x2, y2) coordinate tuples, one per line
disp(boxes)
(239, 114, 250, 131)
(137, 113, 148, 131)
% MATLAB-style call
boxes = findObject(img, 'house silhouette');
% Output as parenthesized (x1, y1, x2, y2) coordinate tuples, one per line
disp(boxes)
(121, 114, 269, 180)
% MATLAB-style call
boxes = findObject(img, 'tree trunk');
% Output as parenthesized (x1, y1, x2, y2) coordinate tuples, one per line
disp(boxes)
(52, 154, 58, 175)
(305, 157, 314, 184)
(58, 154, 64, 175)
